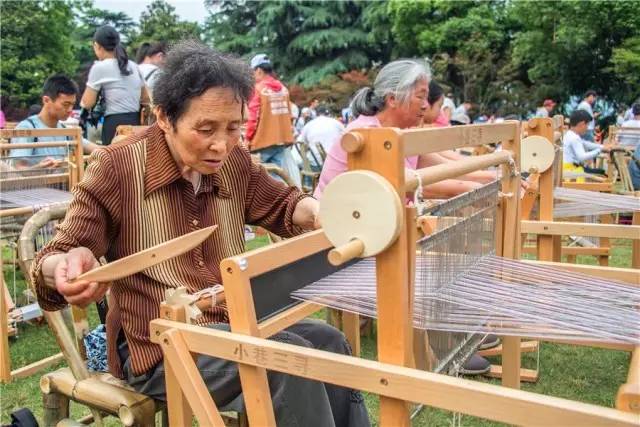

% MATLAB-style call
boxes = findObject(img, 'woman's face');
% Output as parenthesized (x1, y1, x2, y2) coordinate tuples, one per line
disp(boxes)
(158, 87, 243, 175)
(396, 79, 429, 128)
(423, 95, 444, 125)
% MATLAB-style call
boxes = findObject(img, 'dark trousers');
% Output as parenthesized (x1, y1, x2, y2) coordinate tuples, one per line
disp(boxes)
(102, 112, 140, 145)
(121, 319, 370, 427)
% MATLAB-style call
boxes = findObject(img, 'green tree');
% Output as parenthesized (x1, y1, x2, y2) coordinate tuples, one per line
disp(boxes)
(389, 0, 518, 114)
(259, 1, 390, 87)
(203, 0, 260, 56)
(0, 0, 78, 109)
(128, 0, 201, 55)
(510, 0, 640, 107)
(610, 37, 640, 101)
(204, 1, 391, 88)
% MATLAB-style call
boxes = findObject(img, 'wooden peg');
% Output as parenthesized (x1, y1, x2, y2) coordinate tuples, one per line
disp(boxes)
(328, 239, 365, 266)
(341, 132, 364, 153)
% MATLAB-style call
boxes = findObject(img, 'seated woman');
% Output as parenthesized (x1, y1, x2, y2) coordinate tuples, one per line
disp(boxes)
(32, 40, 369, 427)
(314, 60, 498, 375)
(418, 81, 499, 187)
(314, 60, 487, 201)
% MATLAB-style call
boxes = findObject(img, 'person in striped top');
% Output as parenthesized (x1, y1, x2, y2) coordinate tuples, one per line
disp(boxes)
(31, 41, 370, 427)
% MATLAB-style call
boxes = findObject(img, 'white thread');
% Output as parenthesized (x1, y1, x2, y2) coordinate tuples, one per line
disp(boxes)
(412, 170, 427, 215)
(193, 284, 224, 308)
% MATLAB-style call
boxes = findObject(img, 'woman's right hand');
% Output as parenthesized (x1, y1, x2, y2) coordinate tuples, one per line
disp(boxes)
(34, 157, 63, 169)
(52, 247, 109, 308)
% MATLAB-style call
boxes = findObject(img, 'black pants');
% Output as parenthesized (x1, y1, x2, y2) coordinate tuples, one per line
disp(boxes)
(121, 320, 371, 427)
(583, 165, 607, 176)
(102, 112, 140, 145)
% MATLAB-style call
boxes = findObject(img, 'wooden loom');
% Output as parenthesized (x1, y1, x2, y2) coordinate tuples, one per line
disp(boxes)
(149, 122, 639, 426)
(519, 117, 640, 275)
(515, 118, 640, 413)
(520, 117, 609, 265)
(1, 127, 84, 384)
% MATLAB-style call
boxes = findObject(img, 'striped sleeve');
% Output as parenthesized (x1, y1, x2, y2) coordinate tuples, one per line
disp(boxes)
(31, 149, 122, 311)
(243, 152, 311, 237)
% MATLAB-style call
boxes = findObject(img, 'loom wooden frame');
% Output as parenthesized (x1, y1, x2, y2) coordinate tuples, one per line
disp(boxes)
(1, 128, 83, 383)
(0, 127, 84, 197)
(517, 118, 640, 414)
(147, 122, 634, 426)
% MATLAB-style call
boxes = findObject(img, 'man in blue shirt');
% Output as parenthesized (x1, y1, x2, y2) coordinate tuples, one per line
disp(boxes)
(10, 74, 99, 168)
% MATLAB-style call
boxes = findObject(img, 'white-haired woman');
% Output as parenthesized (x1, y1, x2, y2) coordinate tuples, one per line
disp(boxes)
(314, 59, 483, 200)
(313, 59, 494, 375)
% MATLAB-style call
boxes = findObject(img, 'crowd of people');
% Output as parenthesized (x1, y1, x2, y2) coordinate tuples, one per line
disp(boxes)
(2, 23, 639, 427)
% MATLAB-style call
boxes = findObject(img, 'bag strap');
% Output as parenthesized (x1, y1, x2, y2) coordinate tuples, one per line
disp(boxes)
(25, 118, 38, 143)
(145, 67, 158, 82)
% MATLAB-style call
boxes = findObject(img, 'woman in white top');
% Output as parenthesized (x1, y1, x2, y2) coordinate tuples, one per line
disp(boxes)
(81, 25, 148, 145)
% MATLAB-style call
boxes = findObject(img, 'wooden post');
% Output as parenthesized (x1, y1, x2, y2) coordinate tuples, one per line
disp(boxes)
(599, 214, 612, 266)
(74, 127, 84, 184)
(221, 259, 277, 426)
(42, 392, 70, 427)
(500, 122, 523, 389)
(528, 118, 561, 263)
(0, 254, 11, 383)
(633, 199, 640, 269)
(159, 303, 194, 425)
(347, 129, 412, 426)
(160, 329, 225, 426)
(341, 312, 361, 357)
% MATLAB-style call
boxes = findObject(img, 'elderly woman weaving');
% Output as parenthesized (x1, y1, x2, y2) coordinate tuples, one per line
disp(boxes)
(32, 41, 369, 427)
(314, 59, 500, 375)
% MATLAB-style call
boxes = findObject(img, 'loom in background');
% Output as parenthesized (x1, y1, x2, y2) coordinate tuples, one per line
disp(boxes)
(0, 128, 81, 381)
(293, 179, 639, 348)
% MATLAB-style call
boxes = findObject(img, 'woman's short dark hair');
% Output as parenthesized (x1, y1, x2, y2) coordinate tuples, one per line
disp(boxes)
(153, 40, 254, 127)
(569, 109, 592, 127)
(42, 74, 78, 100)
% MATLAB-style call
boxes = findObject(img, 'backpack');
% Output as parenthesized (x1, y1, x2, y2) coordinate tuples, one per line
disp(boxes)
(4, 408, 39, 427)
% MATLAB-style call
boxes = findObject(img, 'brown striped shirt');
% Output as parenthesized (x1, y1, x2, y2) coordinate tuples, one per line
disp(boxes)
(32, 124, 310, 377)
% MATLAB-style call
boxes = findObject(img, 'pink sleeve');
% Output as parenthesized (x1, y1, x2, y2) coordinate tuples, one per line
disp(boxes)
(405, 156, 418, 170)
(313, 142, 348, 199)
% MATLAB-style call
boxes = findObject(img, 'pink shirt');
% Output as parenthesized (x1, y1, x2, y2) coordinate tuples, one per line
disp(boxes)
(313, 114, 418, 199)
(433, 111, 449, 127)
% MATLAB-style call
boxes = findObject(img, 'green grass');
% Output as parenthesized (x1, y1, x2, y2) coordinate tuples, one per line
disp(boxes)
(0, 238, 634, 425)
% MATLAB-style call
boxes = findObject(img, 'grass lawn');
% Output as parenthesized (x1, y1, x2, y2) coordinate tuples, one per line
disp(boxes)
(0, 237, 634, 425)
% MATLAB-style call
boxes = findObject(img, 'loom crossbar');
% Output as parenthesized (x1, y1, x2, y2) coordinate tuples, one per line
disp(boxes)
(151, 320, 640, 427)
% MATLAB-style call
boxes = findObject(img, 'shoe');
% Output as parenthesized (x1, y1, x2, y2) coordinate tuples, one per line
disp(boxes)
(459, 353, 491, 375)
(479, 334, 501, 350)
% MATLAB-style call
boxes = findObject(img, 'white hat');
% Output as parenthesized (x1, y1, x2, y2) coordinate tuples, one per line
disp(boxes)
(250, 53, 270, 69)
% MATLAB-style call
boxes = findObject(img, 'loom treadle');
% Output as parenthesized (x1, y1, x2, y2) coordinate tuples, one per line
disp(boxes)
(478, 340, 539, 357)
(486, 365, 539, 383)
